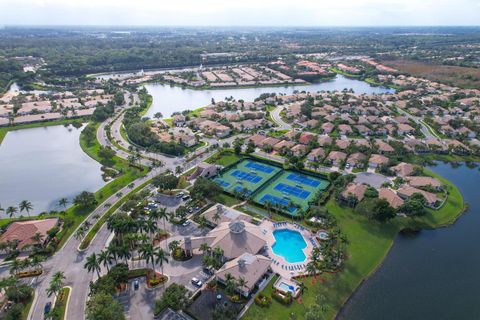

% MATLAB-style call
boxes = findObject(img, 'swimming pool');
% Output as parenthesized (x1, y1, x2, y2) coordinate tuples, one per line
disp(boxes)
(278, 282, 296, 294)
(272, 229, 307, 263)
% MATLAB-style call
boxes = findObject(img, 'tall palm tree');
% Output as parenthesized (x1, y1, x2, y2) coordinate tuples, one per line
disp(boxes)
(154, 247, 169, 278)
(58, 198, 68, 209)
(107, 243, 119, 264)
(46, 271, 65, 299)
(30, 255, 44, 271)
(6, 206, 18, 219)
(98, 250, 113, 272)
(0, 203, 4, 214)
(140, 243, 154, 271)
(19, 200, 33, 217)
(305, 261, 317, 280)
(84, 253, 101, 278)
(117, 241, 132, 265)
(9, 259, 21, 276)
(144, 218, 157, 241)
(157, 208, 170, 251)
(213, 211, 221, 225)
(199, 243, 210, 255)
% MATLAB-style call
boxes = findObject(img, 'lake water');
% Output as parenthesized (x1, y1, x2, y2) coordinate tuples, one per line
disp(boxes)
(0, 124, 105, 217)
(144, 75, 394, 118)
(338, 162, 480, 320)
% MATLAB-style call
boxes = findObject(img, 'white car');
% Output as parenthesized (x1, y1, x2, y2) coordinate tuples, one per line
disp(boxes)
(191, 277, 203, 287)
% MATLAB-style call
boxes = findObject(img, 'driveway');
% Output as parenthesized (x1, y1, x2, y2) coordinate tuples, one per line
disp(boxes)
(354, 171, 391, 188)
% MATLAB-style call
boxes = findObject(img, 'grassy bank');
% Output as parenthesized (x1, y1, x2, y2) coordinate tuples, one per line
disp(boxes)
(0, 118, 87, 145)
(243, 171, 464, 320)
(52, 122, 147, 249)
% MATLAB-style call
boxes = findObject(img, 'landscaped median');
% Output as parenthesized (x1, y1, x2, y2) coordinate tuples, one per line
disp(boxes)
(78, 178, 152, 250)
(243, 172, 465, 320)
(49, 286, 71, 320)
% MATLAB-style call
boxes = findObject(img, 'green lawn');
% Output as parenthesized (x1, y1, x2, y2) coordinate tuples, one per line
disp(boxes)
(50, 287, 70, 320)
(213, 193, 243, 207)
(21, 289, 35, 320)
(206, 151, 242, 167)
(244, 171, 464, 320)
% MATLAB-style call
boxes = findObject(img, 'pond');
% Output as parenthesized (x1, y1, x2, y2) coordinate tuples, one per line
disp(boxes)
(338, 162, 480, 320)
(0, 124, 105, 217)
(143, 75, 394, 118)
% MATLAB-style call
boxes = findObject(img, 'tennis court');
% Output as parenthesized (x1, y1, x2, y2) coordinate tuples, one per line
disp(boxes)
(245, 161, 276, 174)
(213, 159, 329, 216)
(252, 170, 329, 216)
(213, 159, 281, 195)
(274, 183, 311, 199)
(258, 194, 297, 213)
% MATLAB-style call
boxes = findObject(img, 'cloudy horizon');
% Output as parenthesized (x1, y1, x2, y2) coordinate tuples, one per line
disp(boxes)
(1, 0, 479, 27)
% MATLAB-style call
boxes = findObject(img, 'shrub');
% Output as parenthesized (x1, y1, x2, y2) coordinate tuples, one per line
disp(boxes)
(254, 293, 272, 308)
(271, 291, 292, 305)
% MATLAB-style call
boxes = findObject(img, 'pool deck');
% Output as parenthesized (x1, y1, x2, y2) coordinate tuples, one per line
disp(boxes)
(259, 220, 318, 279)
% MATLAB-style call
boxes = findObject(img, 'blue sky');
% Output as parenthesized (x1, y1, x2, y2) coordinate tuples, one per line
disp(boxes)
(1, 0, 479, 26)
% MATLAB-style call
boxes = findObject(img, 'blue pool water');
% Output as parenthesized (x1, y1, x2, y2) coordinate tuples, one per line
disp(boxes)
(272, 229, 307, 263)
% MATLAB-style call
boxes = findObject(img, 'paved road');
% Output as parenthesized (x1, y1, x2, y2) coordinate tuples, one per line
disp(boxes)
(395, 106, 436, 139)
(28, 174, 155, 320)
(270, 105, 292, 130)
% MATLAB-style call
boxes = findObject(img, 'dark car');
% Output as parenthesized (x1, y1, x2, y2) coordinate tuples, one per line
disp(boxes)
(133, 279, 139, 290)
(44, 302, 52, 315)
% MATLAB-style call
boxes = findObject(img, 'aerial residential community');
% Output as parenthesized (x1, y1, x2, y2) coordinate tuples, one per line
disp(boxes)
(0, 2, 480, 320)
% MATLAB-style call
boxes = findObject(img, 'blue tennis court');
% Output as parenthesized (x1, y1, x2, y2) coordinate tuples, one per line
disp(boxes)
(274, 183, 310, 199)
(286, 173, 321, 187)
(214, 179, 230, 188)
(231, 170, 262, 183)
(245, 161, 275, 174)
(259, 194, 297, 213)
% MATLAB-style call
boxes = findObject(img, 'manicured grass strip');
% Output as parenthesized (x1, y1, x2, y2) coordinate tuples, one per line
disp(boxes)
(21, 289, 35, 320)
(79, 178, 152, 250)
(51, 287, 70, 320)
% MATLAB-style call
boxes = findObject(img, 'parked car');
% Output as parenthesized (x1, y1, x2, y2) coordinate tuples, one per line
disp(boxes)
(182, 220, 191, 227)
(44, 302, 52, 315)
(182, 195, 191, 201)
(191, 277, 203, 287)
(133, 279, 139, 290)
(177, 192, 184, 197)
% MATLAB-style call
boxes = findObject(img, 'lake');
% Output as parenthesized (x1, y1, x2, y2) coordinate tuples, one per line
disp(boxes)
(338, 162, 480, 320)
(0, 124, 105, 217)
(144, 75, 394, 118)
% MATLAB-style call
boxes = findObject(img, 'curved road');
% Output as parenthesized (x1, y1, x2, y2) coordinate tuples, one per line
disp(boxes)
(270, 105, 292, 130)
(29, 94, 245, 319)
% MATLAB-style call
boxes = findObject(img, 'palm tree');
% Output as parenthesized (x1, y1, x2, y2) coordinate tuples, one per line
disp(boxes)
(19, 200, 33, 217)
(9, 259, 21, 276)
(30, 255, 44, 271)
(236, 276, 248, 293)
(98, 250, 113, 272)
(305, 261, 317, 280)
(74, 227, 86, 240)
(58, 198, 68, 209)
(46, 271, 65, 299)
(107, 243, 119, 264)
(0, 203, 4, 214)
(140, 243, 154, 271)
(199, 243, 210, 255)
(154, 247, 169, 278)
(6, 206, 18, 219)
(84, 253, 101, 278)
(31, 232, 44, 247)
(144, 218, 157, 241)
(117, 241, 132, 265)
(157, 208, 170, 251)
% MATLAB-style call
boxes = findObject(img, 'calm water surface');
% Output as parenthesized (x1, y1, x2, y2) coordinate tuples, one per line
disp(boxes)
(339, 162, 480, 320)
(0, 124, 105, 216)
(144, 75, 394, 118)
